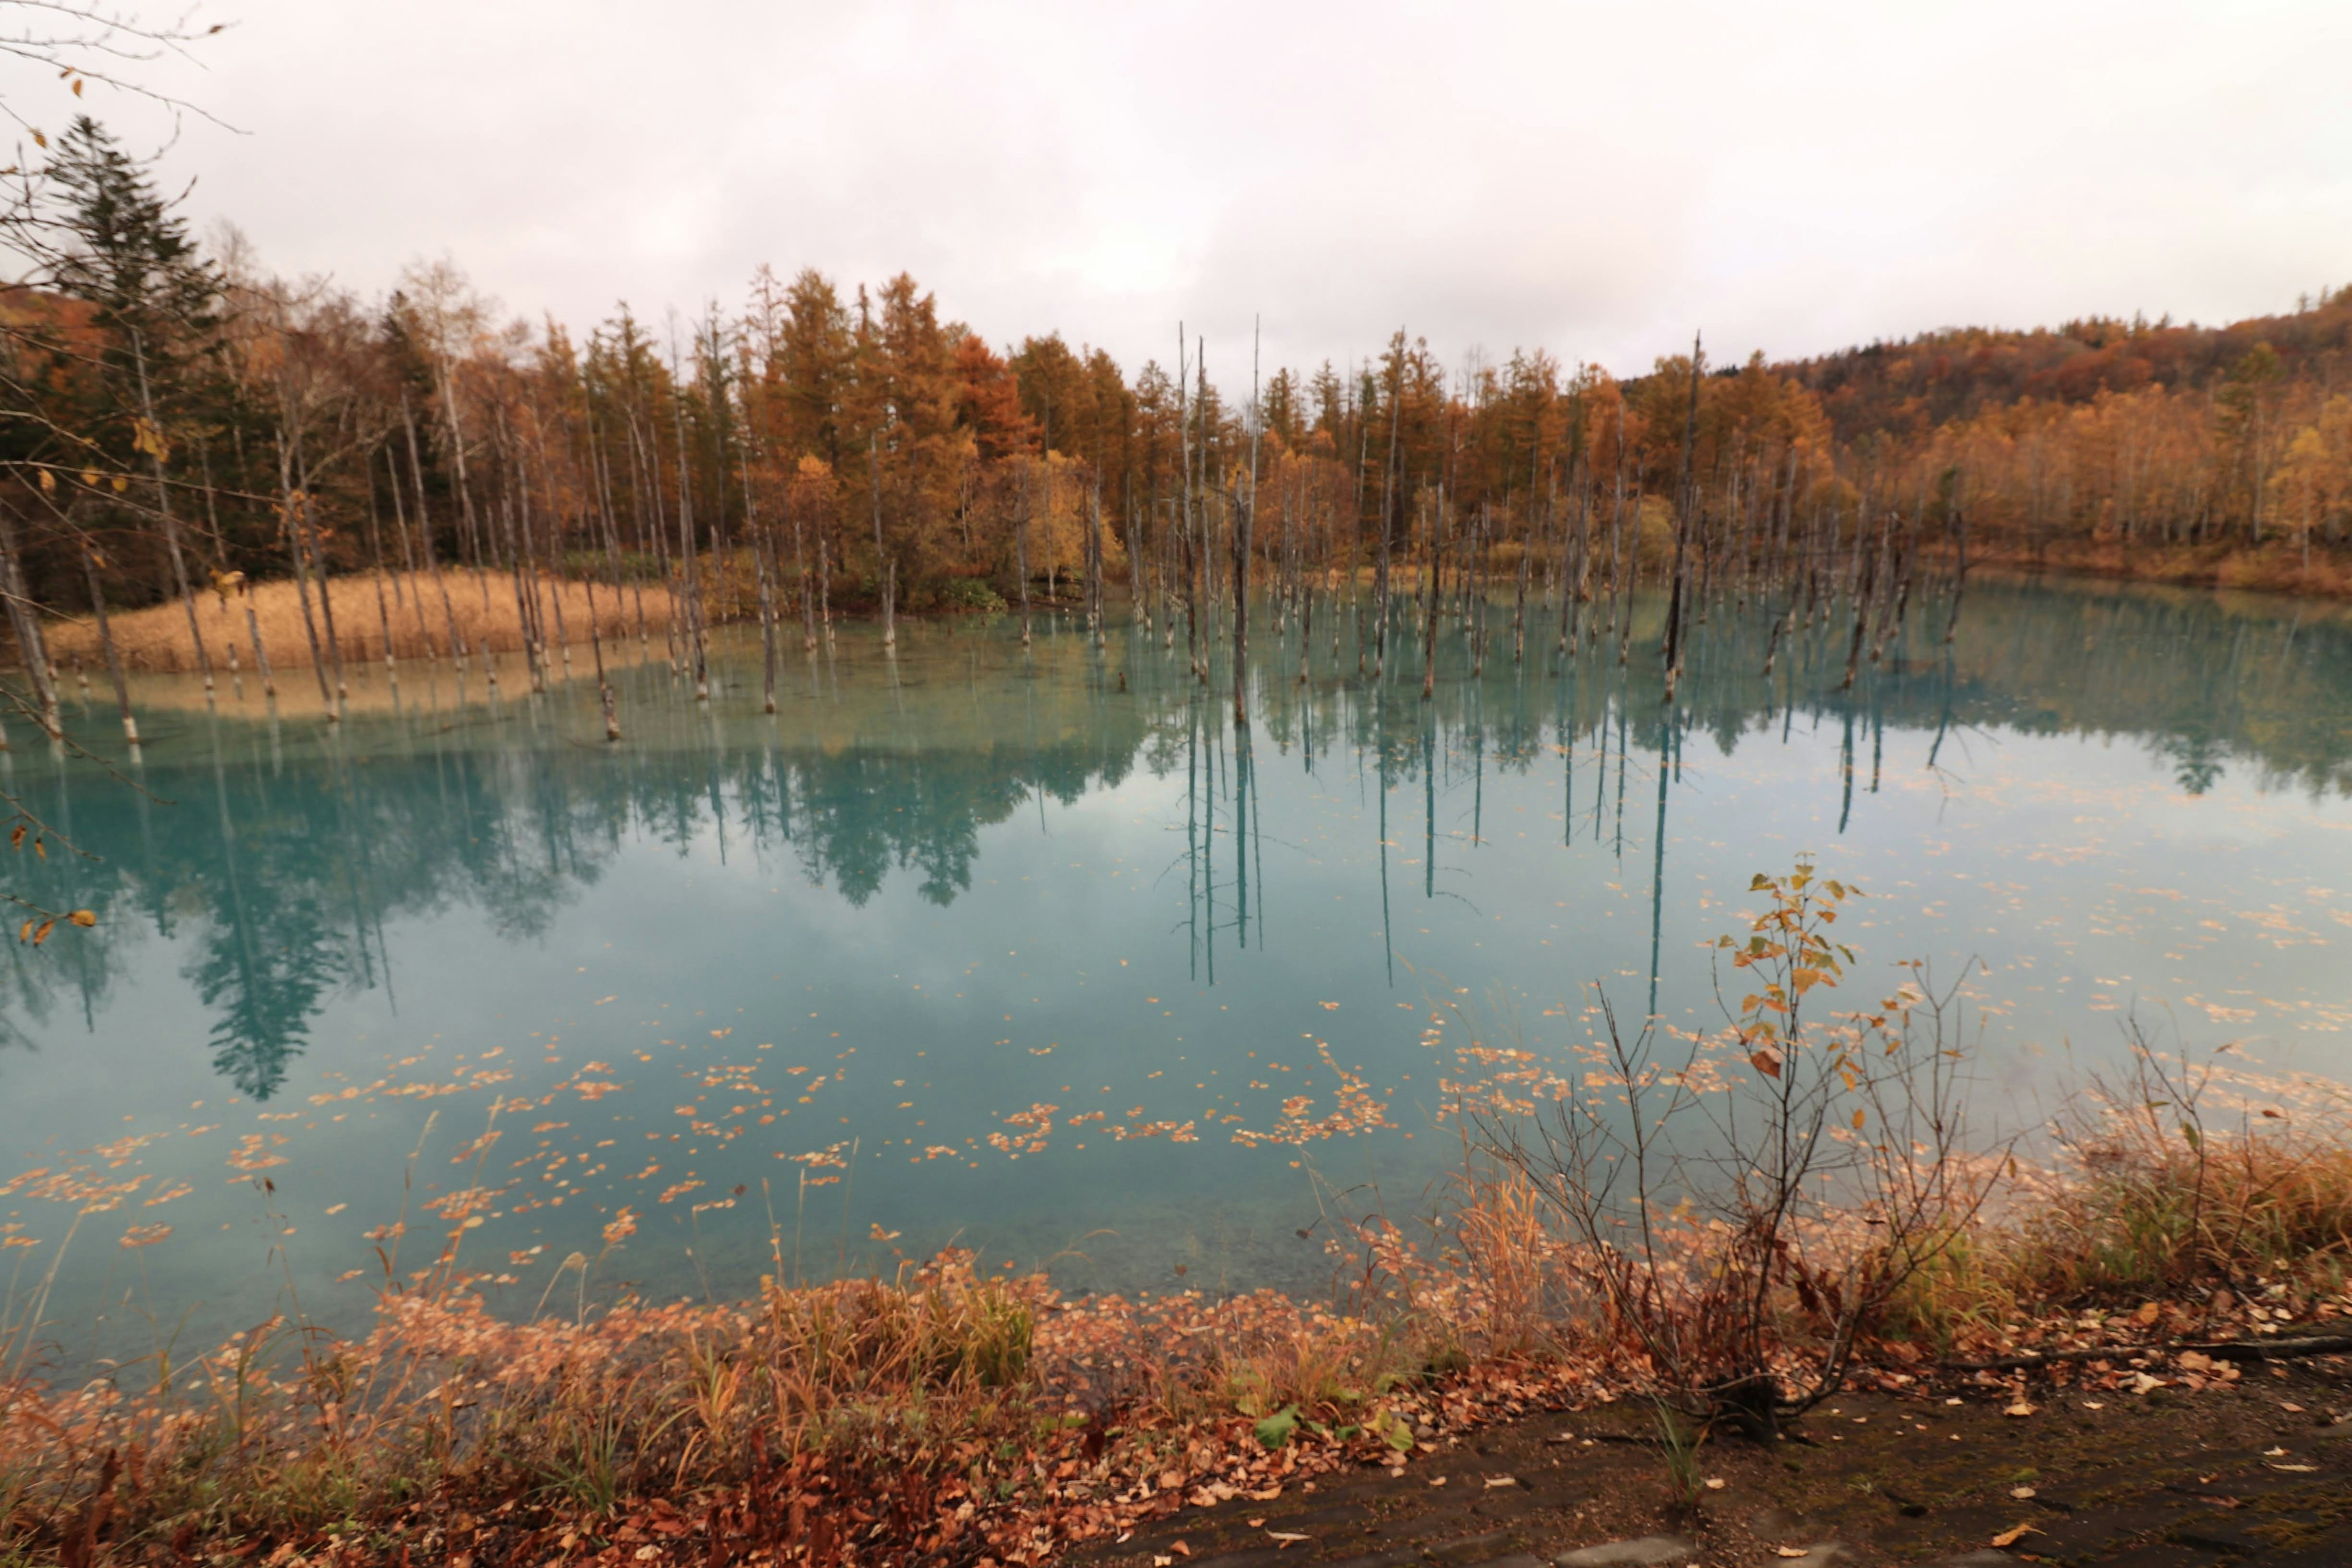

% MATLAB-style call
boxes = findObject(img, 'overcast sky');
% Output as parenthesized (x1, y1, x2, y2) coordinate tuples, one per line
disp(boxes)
(13, 0, 2352, 381)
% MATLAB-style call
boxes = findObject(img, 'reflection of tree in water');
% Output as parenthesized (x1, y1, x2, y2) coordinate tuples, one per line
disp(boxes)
(2158, 733, 2230, 797)
(187, 892, 345, 1099)
(6, 578, 2351, 1098)
(789, 750, 1020, 907)
(0, 923, 91, 1057)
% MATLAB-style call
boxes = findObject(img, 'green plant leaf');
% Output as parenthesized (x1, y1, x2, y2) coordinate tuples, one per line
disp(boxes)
(1374, 1408, 1417, 1452)
(1254, 1404, 1300, 1450)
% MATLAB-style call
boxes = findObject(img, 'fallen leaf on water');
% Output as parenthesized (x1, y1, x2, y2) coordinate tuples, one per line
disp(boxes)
(1991, 1523, 2040, 1548)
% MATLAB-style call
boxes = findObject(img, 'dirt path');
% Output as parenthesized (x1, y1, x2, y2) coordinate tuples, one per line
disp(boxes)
(1071, 1362, 2352, 1568)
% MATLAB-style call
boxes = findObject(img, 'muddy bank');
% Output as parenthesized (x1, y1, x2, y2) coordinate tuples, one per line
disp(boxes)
(1077, 1360, 2352, 1567)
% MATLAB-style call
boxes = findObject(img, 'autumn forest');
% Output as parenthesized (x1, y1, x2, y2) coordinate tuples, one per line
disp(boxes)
(6, 116, 2352, 750)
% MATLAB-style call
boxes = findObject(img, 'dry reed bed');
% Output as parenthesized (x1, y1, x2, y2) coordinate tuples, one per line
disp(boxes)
(40, 572, 679, 675)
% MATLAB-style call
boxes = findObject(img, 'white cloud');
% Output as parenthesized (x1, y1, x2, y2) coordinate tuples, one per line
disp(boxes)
(9, 0, 2348, 382)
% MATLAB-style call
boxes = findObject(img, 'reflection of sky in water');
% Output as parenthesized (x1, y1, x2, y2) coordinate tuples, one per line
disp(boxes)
(4, 578, 2351, 1361)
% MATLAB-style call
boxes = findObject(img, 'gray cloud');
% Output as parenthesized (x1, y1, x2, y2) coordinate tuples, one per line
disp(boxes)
(7, 0, 2348, 382)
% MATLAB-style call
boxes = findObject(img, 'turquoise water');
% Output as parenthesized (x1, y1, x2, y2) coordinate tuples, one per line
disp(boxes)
(4, 579, 2351, 1366)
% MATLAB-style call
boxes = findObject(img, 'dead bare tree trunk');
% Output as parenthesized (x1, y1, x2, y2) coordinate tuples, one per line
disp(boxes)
(1660, 331, 1702, 701)
(870, 434, 894, 652)
(78, 535, 137, 748)
(130, 331, 213, 694)
(0, 508, 61, 738)
(1235, 320, 1259, 726)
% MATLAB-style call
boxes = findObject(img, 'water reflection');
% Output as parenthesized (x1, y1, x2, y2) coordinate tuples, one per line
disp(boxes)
(2, 577, 2349, 1104)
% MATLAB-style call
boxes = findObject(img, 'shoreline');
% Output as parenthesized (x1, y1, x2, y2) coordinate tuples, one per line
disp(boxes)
(8, 548, 2352, 686)
(1942, 538, 2352, 603)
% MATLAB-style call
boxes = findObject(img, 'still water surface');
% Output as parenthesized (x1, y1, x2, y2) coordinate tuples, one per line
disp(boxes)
(5, 579, 2351, 1362)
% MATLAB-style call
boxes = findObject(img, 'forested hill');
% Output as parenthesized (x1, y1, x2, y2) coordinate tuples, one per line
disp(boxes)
(1771, 288, 2352, 445)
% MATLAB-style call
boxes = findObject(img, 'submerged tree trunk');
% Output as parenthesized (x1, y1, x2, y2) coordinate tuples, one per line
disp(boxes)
(870, 434, 895, 650)
(0, 508, 61, 737)
(80, 536, 138, 747)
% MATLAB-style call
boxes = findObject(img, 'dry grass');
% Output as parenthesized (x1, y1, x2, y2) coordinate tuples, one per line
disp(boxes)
(41, 571, 678, 676)
(1943, 538, 2352, 600)
(0, 1169, 1525, 1567)
(2002, 1042, 2352, 1306)
(1874, 1038, 2352, 1357)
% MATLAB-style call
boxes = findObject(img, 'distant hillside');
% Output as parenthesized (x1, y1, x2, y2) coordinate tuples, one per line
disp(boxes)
(1773, 288, 2352, 444)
